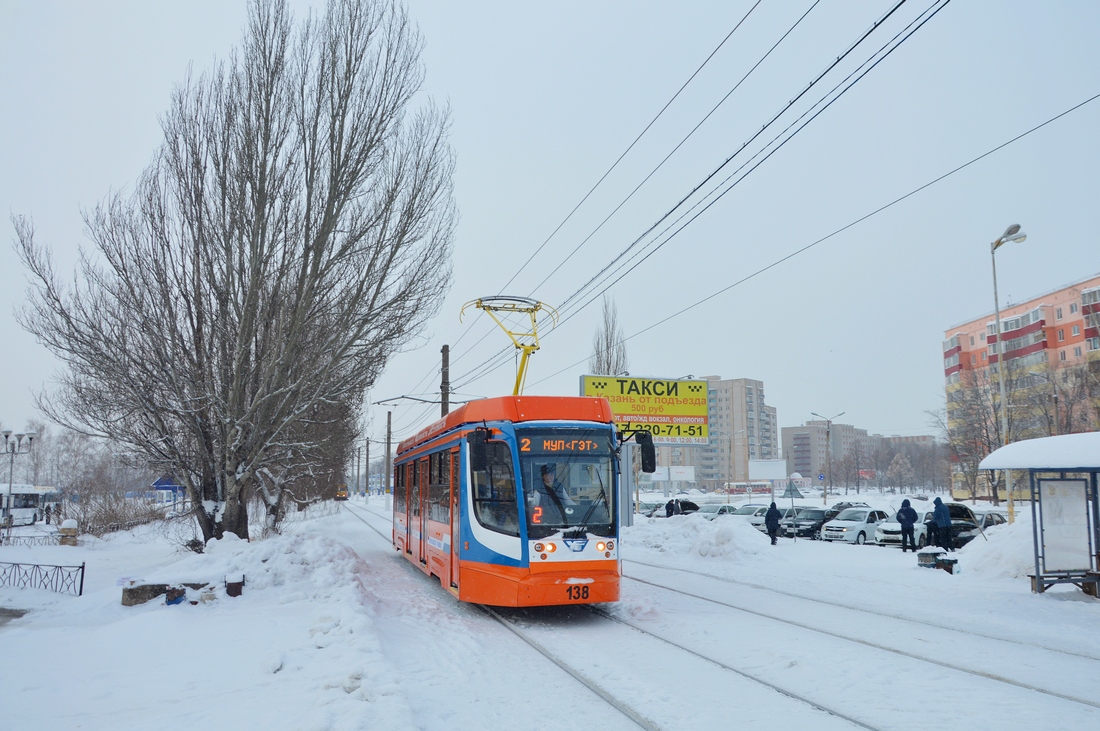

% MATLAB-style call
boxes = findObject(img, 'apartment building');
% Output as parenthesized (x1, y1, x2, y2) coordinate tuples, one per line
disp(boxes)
(688, 376, 778, 490)
(943, 274, 1100, 495)
(699, 375, 778, 490)
(943, 274, 1100, 431)
(944, 274, 1100, 385)
(781, 421, 878, 485)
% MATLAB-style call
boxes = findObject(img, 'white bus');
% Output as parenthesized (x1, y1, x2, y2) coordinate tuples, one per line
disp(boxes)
(1, 485, 60, 527)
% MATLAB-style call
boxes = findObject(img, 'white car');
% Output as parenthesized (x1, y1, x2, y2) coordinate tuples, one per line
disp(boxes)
(694, 504, 740, 521)
(874, 502, 982, 549)
(875, 508, 936, 549)
(821, 508, 890, 545)
(748, 505, 805, 532)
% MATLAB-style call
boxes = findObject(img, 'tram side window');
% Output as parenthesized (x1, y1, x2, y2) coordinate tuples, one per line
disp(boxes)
(407, 459, 418, 516)
(470, 441, 519, 537)
(395, 464, 406, 513)
(428, 451, 451, 524)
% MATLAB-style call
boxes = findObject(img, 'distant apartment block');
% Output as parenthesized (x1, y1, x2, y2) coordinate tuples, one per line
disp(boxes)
(782, 421, 877, 484)
(658, 376, 777, 490)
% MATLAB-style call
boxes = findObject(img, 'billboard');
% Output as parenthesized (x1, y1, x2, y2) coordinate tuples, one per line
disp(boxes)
(580, 375, 708, 445)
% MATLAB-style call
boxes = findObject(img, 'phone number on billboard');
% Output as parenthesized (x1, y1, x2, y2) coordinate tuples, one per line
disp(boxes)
(621, 423, 708, 437)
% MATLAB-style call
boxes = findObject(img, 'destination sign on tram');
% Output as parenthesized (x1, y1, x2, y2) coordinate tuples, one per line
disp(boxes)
(580, 375, 709, 445)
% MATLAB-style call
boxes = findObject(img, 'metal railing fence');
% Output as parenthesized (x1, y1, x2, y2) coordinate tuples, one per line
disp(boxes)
(0, 534, 61, 547)
(0, 561, 85, 596)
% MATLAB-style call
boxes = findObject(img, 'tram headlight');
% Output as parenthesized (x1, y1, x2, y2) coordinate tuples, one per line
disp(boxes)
(596, 542, 606, 552)
(545, 542, 557, 553)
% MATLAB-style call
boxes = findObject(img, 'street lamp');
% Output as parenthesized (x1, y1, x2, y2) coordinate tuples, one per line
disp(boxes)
(2, 430, 37, 539)
(811, 412, 844, 505)
(990, 223, 1028, 524)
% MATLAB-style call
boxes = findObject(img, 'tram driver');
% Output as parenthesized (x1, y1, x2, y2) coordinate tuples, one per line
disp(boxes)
(532, 463, 577, 515)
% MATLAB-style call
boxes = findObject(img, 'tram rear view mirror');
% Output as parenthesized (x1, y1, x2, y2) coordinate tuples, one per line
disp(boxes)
(469, 428, 490, 471)
(637, 431, 656, 473)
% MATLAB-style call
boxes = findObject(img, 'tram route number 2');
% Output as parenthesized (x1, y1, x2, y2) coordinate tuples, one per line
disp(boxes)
(566, 585, 590, 601)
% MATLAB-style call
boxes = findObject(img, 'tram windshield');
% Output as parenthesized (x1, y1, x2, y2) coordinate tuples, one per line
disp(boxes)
(517, 427, 615, 539)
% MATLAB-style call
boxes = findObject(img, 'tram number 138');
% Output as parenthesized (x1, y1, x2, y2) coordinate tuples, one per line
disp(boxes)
(565, 585, 590, 601)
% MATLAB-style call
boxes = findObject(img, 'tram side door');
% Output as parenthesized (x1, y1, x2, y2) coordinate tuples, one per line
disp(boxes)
(419, 456, 429, 565)
(407, 461, 419, 556)
(450, 450, 460, 589)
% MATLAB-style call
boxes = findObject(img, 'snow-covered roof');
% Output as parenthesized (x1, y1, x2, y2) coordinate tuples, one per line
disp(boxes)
(979, 432, 1100, 470)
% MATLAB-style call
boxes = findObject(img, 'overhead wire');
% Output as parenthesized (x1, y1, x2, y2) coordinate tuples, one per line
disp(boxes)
(374, 3, 767, 429)
(450, 0, 925, 393)
(548, 0, 911, 320)
(558, 0, 952, 326)
(522, 89, 1100, 388)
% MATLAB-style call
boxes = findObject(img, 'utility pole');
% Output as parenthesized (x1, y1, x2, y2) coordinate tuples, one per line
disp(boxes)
(812, 412, 844, 506)
(356, 445, 361, 499)
(441, 344, 450, 417)
(385, 411, 393, 510)
(365, 437, 370, 503)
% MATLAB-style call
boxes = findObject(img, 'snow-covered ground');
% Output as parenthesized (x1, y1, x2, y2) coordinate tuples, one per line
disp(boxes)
(1, 494, 1098, 730)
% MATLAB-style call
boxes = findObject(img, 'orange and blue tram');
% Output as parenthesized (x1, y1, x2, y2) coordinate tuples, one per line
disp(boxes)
(392, 394, 646, 607)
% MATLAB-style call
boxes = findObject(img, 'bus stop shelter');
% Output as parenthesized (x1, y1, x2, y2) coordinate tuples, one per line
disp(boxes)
(980, 432, 1100, 596)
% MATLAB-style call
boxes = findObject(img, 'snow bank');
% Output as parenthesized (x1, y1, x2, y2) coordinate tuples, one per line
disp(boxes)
(957, 519, 1036, 579)
(623, 514, 768, 560)
(1, 522, 418, 730)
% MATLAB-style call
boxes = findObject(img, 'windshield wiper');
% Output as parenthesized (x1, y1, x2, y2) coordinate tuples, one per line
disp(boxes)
(578, 465, 609, 527)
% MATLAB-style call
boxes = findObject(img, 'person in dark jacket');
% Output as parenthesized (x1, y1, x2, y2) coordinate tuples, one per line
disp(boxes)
(897, 499, 918, 552)
(933, 497, 953, 551)
(765, 502, 782, 545)
(665, 499, 675, 518)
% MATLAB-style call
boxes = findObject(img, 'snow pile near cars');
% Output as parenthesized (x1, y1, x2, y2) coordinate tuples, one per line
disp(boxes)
(624, 512, 768, 560)
(957, 514, 1036, 579)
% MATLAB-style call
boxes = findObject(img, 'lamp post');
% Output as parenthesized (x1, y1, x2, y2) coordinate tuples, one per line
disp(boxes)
(2, 430, 37, 538)
(811, 412, 844, 506)
(991, 223, 1028, 524)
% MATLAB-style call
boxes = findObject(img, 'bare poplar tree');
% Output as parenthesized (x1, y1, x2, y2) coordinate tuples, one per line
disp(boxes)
(589, 296, 628, 376)
(15, 0, 456, 541)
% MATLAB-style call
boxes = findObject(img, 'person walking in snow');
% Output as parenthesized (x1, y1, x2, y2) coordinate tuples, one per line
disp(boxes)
(933, 496, 953, 551)
(765, 502, 782, 545)
(897, 499, 918, 552)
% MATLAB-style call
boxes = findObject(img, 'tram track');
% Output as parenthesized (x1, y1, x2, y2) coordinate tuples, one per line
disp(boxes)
(620, 562, 1100, 716)
(343, 502, 874, 729)
(342, 503, 1100, 727)
(341, 502, 660, 729)
(626, 557, 1100, 663)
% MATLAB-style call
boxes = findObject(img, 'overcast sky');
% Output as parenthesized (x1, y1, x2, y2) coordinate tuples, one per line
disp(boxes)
(2, 1, 1098, 450)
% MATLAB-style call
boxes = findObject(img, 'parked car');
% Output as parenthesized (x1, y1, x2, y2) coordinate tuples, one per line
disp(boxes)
(875, 502, 982, 548)
(830, 501, 870, 513)
(780, 507, 839, 539)
(750, 505, 809, 532)
(977, 511, 1008, 530)
(658, 499, 700, 516)
(822, 508, 891, 544)
(695, 504, 740, 520)
(732, 503, 769, 516)
(636, 501, 662, 517)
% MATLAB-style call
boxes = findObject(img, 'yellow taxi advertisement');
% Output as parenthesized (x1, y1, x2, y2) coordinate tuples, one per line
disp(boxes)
(580, 375, 708, 445)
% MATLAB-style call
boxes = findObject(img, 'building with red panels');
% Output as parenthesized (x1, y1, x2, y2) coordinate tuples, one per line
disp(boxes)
(943, 274, 1100, 497)
(944, 274, 1100, 384)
